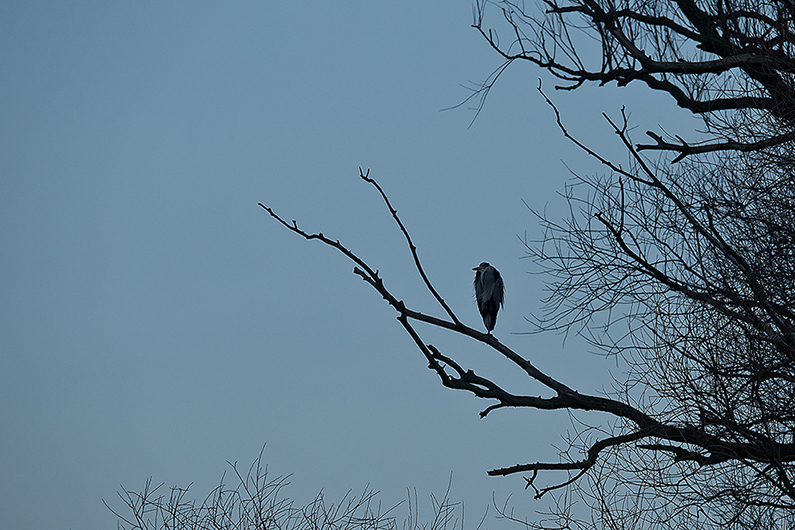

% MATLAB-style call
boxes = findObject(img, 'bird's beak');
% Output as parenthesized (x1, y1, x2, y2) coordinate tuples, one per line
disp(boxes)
(472, 266, 480, 271)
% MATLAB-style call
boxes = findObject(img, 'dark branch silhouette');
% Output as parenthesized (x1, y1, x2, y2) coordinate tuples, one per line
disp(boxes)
(262, 0, 795, 527)
(473, 0, 795, 159)
(259, 159, 795, 512)
(107, 447, 479, 530)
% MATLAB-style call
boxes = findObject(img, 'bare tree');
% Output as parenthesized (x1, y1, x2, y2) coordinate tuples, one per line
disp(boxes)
(261, 0, 795, 528)
(106, 447, 477, 530)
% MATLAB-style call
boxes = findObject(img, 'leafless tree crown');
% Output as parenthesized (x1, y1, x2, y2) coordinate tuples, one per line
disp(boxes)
(472, 0, 795, 158)
(107, 448, 479, 530)
(261, 1, 795, 528)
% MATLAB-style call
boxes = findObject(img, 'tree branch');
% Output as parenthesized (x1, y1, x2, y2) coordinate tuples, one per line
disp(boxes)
(261, 172, 795, 485)
(358, 168, 463, 326)
(637, 130, 795, 162)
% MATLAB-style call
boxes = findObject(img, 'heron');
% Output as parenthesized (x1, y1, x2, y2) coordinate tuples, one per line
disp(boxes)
(473, 262, 504, 333)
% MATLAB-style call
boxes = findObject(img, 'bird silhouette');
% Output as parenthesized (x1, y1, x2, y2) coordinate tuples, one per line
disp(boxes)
(473, 262, 504, 333)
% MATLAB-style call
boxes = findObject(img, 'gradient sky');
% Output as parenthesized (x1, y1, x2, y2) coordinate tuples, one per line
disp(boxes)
(1, 2, 695, 529)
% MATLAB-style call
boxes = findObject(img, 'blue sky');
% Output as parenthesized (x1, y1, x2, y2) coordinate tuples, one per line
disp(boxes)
(1, 2, 693, 529)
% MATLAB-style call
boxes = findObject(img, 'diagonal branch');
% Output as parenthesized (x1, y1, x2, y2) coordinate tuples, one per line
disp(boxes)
(358, 167, 463, 326)
(260, 173, 795, 485)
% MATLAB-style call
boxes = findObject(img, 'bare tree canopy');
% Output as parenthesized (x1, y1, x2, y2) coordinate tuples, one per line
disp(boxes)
(262, 1, 795, 528)
(107, 448, 477, 530)
(472, 0, 795, 159)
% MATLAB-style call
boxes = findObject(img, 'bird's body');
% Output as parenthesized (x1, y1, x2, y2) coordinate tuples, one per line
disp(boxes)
(473, 262, 504, 333)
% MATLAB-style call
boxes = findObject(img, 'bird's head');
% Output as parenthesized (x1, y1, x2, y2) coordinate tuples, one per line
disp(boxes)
(473, 262, 490, 271)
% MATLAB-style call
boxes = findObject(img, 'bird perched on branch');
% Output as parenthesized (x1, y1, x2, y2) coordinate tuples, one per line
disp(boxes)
(473, 262, 504, 333)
